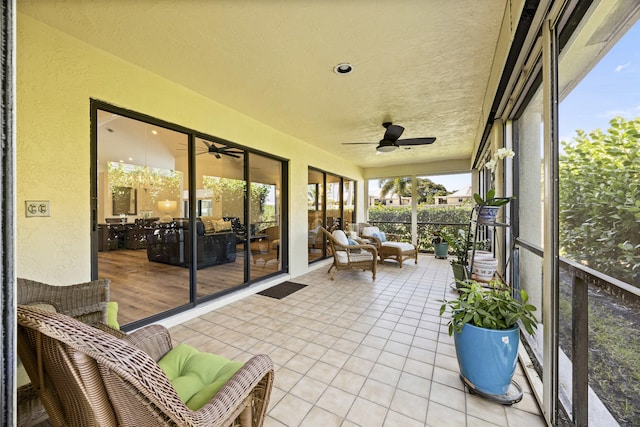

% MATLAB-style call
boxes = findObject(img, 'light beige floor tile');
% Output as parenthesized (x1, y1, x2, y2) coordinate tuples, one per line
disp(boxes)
(286, 353, 316, 375)
(377, 351, 406, 370)
(301, 406, 343, 427)
(321, 348, 351, 368)
(315, 385, 356, 418)
(273, 367, 303, 392)
(384, 410, 426, 427)
(359, 378, 396, 407)
(306, 360, 341, 384)
(466, 393, 508, 425)
(330, 369, 367, 395)
(403, 358, 434, 380)
(390, 388, 429, 422)
(369, 363, 402, 387)
(425, 401, 466, 427)
(397, 371, 432, 398)
(289, 375, 328, 404)
(505, 405, 547, 426)
(346, 397, 388, 427)
(268, 393, 312, 426)
(429, 381, 467, 413)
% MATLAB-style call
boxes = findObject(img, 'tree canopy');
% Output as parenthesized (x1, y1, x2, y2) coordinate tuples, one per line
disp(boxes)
(378, 177, 449, 204)
(559, 116, 640, 286)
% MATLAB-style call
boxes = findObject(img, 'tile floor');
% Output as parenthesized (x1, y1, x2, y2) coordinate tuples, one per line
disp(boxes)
(168, 255, 547, 427)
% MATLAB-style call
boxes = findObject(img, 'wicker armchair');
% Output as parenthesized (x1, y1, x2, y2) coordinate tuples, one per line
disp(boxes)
(17, 304, 274, 427)
(16, 278, 116, 427)
(356, 223, 418, 268)
(320, 227, 377, 280)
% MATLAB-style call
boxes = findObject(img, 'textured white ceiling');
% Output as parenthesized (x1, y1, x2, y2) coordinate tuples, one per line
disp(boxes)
(19, 0, 508, 169)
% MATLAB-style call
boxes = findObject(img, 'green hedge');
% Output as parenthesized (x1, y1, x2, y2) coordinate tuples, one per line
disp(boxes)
(367, 205, 471, 252)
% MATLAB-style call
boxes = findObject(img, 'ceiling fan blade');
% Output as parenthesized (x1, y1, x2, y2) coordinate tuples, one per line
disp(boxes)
(223, 152, 241, 158)
(202, 140, 212, 148)
(383, 124, 404, 142)
(396, 137, 437, 146)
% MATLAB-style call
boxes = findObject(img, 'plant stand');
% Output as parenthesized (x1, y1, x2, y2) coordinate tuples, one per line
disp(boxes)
(459, 374, 523, 405)
(465, 205, 510, 281)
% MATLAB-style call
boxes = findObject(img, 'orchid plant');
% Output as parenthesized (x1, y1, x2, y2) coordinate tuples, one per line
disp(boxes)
(473, 148, 515, 207)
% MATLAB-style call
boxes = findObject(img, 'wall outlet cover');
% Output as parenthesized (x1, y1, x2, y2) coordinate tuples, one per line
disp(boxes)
(25, 200, 50, 217)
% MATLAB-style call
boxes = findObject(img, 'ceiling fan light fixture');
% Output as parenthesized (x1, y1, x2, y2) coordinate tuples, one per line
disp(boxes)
(333, 63, 353, 74)
(376, 143, 397, 153)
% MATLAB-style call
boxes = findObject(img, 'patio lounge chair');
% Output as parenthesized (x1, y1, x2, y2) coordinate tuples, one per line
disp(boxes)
(17, 304, 274, 426)
(16, 278, 118, 427)
(357, 223, 418, 268)
(320, 227, 377, 280)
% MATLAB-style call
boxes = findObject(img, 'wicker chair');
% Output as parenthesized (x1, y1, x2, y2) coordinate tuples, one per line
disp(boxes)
(17, 304, 274, 427)
(320, 227, 377, 280)
(16, 278, 116, 427)
(356, 223, 418, 268)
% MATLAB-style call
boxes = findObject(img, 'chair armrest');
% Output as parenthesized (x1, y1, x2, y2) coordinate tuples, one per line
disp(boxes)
(386, 233, 402, 242)
(121, 324, 173, 362)
(92, 322, 127, 339)
(193, 354, 274, 425)
(361, 235, 382, 247)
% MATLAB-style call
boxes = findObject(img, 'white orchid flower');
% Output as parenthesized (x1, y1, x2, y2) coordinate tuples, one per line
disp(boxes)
(485, 159, 497, 172)
(496, 148, 515, 160)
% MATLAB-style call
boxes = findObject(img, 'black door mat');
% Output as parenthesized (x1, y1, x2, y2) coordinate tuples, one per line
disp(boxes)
(257, 282, 307, 299)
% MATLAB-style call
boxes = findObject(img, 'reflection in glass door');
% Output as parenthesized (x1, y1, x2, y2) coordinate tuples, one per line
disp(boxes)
(308, 169, 325, 261)
(193, 137, 246, 299)
(96, 110, 190, 327)
(94, 105, 288, 328)
(249, 153, 283, 281)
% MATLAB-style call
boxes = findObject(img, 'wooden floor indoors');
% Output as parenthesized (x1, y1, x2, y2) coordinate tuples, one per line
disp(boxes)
(99, 246, 279, 326)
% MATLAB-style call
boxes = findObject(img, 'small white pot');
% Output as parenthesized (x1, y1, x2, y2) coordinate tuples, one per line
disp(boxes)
(472, 257, 498, 281)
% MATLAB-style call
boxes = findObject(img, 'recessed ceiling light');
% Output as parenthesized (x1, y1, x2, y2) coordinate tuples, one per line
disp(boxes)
(333, 63, 353, 74)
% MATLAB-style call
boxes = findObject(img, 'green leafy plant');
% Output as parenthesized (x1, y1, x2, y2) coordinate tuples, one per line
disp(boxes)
(473, 188, 511, 207)
(559, 116, 640, 286)
(439, 280, 538, 336)
(431, 230, 445, 244)
(439, 228, 468, 265)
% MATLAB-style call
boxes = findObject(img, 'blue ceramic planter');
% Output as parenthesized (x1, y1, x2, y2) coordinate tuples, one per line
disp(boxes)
(454, 323, 519, 395)
(434, 242, 449, 259)
(477, 206, 499, 225)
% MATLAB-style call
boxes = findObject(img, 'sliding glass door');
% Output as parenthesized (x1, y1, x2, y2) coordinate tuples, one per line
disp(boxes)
(93, 102, 287, 328)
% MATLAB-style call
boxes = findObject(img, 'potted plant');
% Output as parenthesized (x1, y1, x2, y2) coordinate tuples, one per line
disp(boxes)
(431, 231, 449, 259)
(439, 279, 537, 403)
(474, 148, 515, 224)
(440, 229, 468, 282)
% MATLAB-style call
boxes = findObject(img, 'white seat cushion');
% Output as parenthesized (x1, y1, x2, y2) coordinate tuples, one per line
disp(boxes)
(382, 241, 414, 251)
(335, 251, 373, 264)
(332, 230, 350, 246)
(361, 226, 380, 237)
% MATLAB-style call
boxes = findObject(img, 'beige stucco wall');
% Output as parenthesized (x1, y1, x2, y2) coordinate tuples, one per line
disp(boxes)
(16, 13, 363, 284)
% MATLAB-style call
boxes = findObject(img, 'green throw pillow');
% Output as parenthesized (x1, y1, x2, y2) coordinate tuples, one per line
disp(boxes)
(107, 301, 120, 329)
(158, 343, 244, 410)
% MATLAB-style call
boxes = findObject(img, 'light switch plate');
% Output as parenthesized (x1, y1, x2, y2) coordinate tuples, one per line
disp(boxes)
(25, 200, 50, 217)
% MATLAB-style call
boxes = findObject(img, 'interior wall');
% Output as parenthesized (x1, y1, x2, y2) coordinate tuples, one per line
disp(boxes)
(16, 13, 364, 284)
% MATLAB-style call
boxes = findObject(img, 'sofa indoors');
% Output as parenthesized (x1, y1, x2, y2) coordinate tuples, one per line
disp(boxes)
(146, 218, 236, 269)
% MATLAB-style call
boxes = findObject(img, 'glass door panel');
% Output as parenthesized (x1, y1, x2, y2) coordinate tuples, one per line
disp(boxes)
(193, 137, 246, 298)
(308, 169, 325, 261)
(249, 153, 282, 280)
(96, 110, 190, 326)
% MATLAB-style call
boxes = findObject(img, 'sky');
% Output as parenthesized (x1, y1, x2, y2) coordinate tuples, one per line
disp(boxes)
(559, 21, 640, 143)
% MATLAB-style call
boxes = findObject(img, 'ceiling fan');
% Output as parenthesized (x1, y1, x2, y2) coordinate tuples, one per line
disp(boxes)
(194, 140, 243, 159)
(342, 122, 436, 153)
